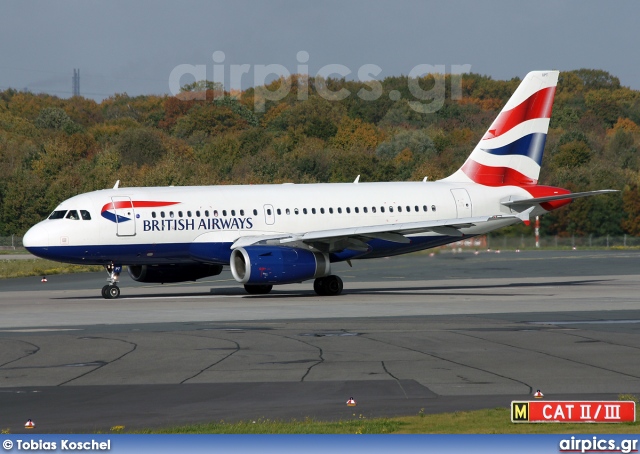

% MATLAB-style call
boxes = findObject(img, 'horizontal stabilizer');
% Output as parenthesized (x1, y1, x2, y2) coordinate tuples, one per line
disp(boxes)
(502, 190, 618, 208)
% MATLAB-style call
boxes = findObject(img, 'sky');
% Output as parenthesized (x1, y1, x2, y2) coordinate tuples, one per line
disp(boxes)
(2, 0, 639, 102)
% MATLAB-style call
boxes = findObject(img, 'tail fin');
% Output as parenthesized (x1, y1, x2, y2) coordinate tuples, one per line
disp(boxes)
(443, 70, 559, 186)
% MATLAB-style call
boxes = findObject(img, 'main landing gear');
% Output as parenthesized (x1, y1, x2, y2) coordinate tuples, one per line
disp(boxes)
(102, 263, 122, 299)
(242, 275, 344, 296)
(313, 275, 343, 296)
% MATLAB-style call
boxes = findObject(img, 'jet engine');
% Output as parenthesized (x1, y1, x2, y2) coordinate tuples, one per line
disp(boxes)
(230, 246, 330, 285)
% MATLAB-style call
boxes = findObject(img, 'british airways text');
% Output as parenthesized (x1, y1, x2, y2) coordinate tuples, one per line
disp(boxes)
(143, 217, 254, 232)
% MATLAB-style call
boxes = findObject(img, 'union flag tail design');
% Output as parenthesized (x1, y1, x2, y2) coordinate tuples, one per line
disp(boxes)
(443, 71, 559, 186)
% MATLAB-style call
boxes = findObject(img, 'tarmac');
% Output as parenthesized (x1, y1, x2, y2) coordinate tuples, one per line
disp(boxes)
(1, 249, 639, 432)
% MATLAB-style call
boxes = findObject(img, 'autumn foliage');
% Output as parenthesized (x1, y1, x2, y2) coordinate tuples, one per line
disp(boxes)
(1, 69, 639, 236)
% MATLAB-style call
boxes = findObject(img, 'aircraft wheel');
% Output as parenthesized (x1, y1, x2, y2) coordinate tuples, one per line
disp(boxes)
(323, 275, 343, 296)
(244, 284, 273, 295)
(105, 285, 120, 299)
(313, 278, 327, 296)
(314, 275, 343, 296)
(101, 285, 110, 299)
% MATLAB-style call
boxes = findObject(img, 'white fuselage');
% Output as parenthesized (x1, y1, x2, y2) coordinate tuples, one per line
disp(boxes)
(23, 180, 534, 266)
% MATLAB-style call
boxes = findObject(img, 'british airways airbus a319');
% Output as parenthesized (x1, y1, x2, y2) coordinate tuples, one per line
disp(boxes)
(23, 71, 616, 299)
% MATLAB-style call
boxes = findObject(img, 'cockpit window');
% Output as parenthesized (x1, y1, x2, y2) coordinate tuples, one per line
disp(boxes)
(66, 210, 80, 220)
(49, 210, 67, 219)
(80, 210, 91, 220)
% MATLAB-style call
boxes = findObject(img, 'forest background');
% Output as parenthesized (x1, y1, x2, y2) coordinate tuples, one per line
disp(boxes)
(1, 69, 639, 238)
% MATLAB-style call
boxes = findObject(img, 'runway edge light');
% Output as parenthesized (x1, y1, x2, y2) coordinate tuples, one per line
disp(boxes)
(25, 419, 35, 429)
(346, 397, 357, 407)
(534, 389, 544, 398)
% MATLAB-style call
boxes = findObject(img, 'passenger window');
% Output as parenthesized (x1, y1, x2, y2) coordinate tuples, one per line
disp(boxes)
(423, 205, 427, 212)
(312, 208, 316, 214)
(49, 210, 67, 219)
(178, 211, 183, 217)
(431, 205, 436, 212)
(223, 210, 227, 216)
(337, 207, 342, 214)
(406, 206, 410, 212)
(161, 211, 165, 218)
(253, 209, 258, 215)
(355, 207, 359, 214)
(294, 208, 299, 215)
(389, 206, 394, 213)
(267, 208, 272, 215)
(329, 208, 334, 214)
(346, 207, 350, 214)
(80, 210, 91, 220)
(152, 212, 157, 219)
(380, 207, 385, 213)
(196, 210, 201, 217)
(398, 206, 402, 212)
(372, 207, 377, 213)
(320, 208, 325, 214)
(205, 210, 209, 217)
(187, 211, 192, 217)
(303, 208, 308, 214)
(240, 209, 244, 216)
(415, 206, 419, 212)
(231, 210, 236, 216)
(170, 211, 174, 218)
(277, 209, 282, 215)
(286, 208, 291, 215)
(363, 207, 368, 213)
(66, 210, 79, 220)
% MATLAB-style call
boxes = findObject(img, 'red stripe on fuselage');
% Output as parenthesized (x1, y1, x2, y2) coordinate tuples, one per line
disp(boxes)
(482, 87, 556, 140)
(101, 201, 180, 212)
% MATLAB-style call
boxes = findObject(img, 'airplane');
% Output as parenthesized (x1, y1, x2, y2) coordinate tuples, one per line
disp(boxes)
(23, 71, 616, 299)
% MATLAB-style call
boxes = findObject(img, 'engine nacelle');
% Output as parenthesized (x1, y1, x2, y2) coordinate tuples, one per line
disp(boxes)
(127, 264, 223, 283)
(230, 246, 330, 285)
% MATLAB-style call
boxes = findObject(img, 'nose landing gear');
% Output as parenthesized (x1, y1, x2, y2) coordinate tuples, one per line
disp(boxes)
(102, 284, 120, 299)
(102, 263, 122, 299)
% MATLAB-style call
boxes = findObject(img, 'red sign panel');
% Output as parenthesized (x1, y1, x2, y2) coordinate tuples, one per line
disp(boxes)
(511, 401, 636, 423)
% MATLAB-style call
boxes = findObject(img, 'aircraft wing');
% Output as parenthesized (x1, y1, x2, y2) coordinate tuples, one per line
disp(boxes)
(502, 190, 618, 208)
(231, 215, 515, 252)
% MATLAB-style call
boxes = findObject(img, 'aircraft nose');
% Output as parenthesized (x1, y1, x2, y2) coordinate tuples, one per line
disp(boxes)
(23, 222, 49, 252)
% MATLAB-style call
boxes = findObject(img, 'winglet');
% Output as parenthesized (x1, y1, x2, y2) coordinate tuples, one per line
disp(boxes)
(353, 175, 360, 183)
(113, 180, 120, 189)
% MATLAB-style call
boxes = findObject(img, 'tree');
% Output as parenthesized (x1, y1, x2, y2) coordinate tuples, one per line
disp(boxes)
(181, 80, 223, 93)
(552, 140, 592, 168)
(570, 69, 621, 91)
(35, 107, 74, 131)
(622, 185, 640, 235)
(114, 128, 167, 167)
(330, 117, 382, 151)
(376, 129, 436, 160)
(606, 128, 638, 170)
(268, 96, 345, 141)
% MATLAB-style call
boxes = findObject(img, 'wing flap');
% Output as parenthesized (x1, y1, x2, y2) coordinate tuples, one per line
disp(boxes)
(232, 215, 515, 251)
